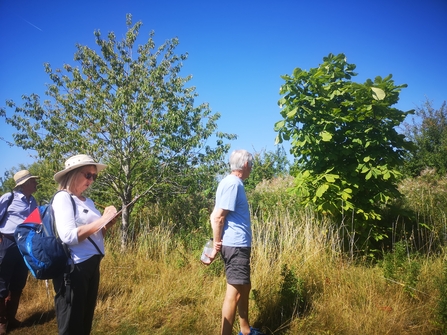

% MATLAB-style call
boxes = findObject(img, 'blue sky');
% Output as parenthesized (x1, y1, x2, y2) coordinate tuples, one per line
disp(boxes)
(0, 0, 446, 175)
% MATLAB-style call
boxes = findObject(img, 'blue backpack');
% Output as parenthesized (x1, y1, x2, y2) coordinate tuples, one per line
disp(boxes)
(14, 191, 75, 280)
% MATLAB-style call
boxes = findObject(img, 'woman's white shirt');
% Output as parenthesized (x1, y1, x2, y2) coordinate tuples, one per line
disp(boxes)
(52, 191, 105, 264)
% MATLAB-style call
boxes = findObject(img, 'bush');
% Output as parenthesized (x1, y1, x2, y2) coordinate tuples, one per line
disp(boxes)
(398, 169, 447, 253)
(248, 175, 301, 221)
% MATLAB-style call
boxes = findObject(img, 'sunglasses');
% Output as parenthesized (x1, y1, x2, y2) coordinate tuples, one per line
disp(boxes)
(83, 172, 98, 181)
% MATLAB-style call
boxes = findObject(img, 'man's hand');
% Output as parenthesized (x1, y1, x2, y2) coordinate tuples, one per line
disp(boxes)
(206, 241, 222, 263)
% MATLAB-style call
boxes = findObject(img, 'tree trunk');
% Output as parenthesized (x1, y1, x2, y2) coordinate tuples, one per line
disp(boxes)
(120, 205, 129, 251)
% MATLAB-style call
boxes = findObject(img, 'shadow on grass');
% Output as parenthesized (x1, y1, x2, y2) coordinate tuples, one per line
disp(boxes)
(252, 265, 310, 335)
(19, 308, 56, 327)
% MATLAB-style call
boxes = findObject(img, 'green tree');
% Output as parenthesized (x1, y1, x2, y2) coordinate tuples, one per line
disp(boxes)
(244, 146, 290, 192)
(402, 100, 447, 177)
(274, 53, 413, 228)
(0, 14, 235, 247)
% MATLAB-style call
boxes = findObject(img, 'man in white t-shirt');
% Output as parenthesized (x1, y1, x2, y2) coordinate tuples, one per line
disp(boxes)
(208, 149, 258, 335)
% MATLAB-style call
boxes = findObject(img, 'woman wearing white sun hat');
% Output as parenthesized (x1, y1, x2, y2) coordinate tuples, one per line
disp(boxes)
(52, 154, 117, 335)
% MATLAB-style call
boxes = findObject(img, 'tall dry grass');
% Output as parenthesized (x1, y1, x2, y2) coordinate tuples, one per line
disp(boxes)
(10, 176, 447, 334)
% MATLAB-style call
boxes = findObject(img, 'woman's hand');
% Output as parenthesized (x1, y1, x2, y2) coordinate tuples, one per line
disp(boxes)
(102, 206, 117, 222)
(78, 206, 117, 241)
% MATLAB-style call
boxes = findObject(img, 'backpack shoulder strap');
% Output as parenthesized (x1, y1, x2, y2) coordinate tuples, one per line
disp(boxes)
(50, 190, 74, 239)
(7, 191, 13, 207)
(48, 190, 74, 278)
(0, 191, 14, 226)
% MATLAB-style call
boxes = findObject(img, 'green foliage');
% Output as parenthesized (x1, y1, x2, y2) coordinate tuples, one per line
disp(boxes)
(278, 265, 305, 317)
(244, 146, 290, 192)
(142, 192, 213, 235)
(252, 264, 305, 331)
(248, 175, 301, 221)
(0, 169, 18, 194)
(0, 14, 235, 245)
(402, 100, 447, 177)
(274, 53, 413, 223)
(398, 169, 447, 252)
(381, 241, 421, 297)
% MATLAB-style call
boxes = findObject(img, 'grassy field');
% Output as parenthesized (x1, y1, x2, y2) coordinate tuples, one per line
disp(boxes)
(10, 205, 446, 335)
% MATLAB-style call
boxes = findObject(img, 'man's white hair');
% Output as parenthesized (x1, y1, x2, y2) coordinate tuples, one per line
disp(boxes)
(229, 149, 253, 171)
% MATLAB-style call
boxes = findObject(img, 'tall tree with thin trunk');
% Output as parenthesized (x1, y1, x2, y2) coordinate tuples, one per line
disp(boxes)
(0, 14, 235, 248)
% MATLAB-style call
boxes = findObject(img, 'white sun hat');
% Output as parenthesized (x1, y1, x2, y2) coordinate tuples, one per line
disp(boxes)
(14, 170, 39, 187)
(54, 154, 107, 183)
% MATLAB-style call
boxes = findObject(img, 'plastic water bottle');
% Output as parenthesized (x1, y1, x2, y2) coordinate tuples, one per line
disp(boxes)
(200, 238, 214, 265)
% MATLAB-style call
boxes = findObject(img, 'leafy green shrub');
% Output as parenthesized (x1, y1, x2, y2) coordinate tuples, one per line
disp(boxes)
(398, 169, 447, 252)
(251, 264, 306, 332)
(382, 241, 421, 297)
(278, 265, 306, 318)
(248, 175, 302, 221)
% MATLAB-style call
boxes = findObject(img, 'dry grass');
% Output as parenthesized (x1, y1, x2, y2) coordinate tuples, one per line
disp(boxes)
(10, 196, 446, 334)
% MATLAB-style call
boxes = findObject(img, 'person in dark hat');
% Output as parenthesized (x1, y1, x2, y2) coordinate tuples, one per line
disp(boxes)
(52, 154, 117, 335)
(0, 170, 39, 334)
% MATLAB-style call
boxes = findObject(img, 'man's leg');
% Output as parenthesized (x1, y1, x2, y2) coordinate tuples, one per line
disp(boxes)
(0, 239, 14, 335)
(7, 245, 29, 329)
(221, 283, 252, 335)
(221, 283, 239, 335)
(237, 283, 251, 335)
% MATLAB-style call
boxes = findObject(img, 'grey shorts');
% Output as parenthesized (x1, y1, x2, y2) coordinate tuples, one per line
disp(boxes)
(221, 246, 251, 285)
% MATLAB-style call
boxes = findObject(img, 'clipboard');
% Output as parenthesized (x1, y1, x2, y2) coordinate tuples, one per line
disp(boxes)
(96, 191, 148, 232)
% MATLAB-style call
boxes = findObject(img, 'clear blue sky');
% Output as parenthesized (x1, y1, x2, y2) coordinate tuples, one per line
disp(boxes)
(0, 0, 446, 175)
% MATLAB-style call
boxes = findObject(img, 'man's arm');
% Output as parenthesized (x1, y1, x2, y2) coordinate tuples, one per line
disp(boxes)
(208, 207, 229, 260)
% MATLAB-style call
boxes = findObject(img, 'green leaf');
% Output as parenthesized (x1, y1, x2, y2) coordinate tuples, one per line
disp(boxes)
(324, 174, 338, 182)
(286, 107, 298, 118)
(340, 189, 352, 200)
(316, 184, 329, 198)
(371, 87, 386, 100)
(274, 134, 282, 145)
(320, 130, 332, 142)
(274, 120, 286, 131)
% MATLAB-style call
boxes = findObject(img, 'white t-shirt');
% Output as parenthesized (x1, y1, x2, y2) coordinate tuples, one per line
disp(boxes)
(52, 191, 105, 264)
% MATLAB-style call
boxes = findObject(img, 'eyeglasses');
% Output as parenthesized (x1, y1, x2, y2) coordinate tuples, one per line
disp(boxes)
(83, 172, 98, 181)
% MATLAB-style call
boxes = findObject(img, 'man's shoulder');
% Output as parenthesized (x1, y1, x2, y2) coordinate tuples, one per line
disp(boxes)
(221, 174, 242, 185)
(0, 192, 15, 210)
(218, 175, 239, 190)
(0, 191, 14, 201)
